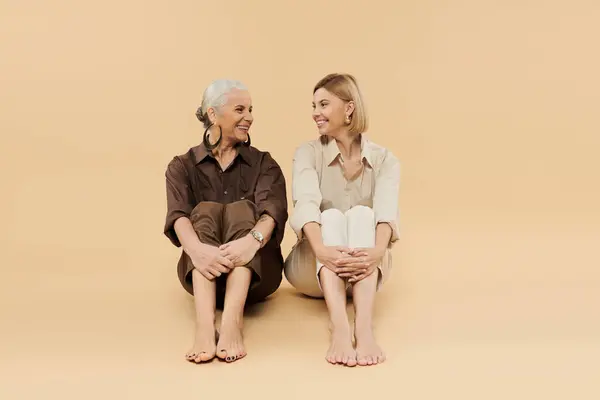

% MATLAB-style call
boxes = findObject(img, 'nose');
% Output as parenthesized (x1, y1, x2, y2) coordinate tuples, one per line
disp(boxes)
(244, 110, 253, 122)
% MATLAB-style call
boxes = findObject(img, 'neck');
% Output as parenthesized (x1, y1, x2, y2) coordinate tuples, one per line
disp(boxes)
(333, 131, 360, 159)
(208, 128, 236, 158)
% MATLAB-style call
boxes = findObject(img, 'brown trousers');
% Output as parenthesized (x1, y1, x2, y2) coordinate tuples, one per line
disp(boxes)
(177, 200, 284, 307)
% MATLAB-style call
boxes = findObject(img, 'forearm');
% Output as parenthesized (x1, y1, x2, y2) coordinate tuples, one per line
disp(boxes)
(302, 222, 325, 253)
(173, 217, 205, 256)
(251, 213, 276, 248)
(374, 223, 393, 253)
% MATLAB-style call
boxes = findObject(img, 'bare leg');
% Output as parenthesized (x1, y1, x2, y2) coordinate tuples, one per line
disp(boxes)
(345, 205, 385, 366)
(216, 266, 252, 362)
(186, 269, 218, 363)
(320, 267, 357, 367)
(352, 270, 385, 365)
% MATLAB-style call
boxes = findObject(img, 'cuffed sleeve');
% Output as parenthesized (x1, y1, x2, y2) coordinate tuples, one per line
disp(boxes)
(372, 150, 401, 245)
(164, 156, 196, 247)
(254, 152, 288, 246)
(289, 143, 322, 239)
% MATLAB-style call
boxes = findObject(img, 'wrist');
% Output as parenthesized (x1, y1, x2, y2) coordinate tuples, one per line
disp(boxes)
(246, 233, 261, 251)
(186, 242, 206, 258)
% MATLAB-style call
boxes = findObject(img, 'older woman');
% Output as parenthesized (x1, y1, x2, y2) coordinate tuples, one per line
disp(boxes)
(164, 79, 288, 364)
(284, 73, 401, 367)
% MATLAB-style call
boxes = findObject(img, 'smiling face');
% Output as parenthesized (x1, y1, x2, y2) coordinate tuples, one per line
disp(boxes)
(209, 88, 253, 143)
(312, 87, 354, 139)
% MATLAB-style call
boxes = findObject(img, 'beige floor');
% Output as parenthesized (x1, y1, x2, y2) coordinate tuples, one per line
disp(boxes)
(1, 201, 598, 399)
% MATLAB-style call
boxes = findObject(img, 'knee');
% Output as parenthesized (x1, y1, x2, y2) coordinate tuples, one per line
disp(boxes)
(321, 208, 345, 226)
(190, 201, 223, 219)
(224, 199, 257, 221)
(345, 205, 374, 223)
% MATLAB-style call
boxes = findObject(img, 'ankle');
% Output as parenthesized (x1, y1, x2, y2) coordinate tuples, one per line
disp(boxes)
(329, 319, 352, 335)
(353, 318, 374, 335)
(221, 313, 244, 328)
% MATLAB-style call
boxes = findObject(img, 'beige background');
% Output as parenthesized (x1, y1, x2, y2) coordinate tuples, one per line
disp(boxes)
(1, 0, 599, 398)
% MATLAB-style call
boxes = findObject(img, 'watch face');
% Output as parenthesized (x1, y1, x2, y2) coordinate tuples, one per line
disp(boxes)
(252, 230, 263, 242)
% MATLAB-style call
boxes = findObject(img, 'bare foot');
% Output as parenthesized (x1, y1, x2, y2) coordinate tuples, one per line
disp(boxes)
(354, 326, 385, 366)
(326, 323, 357, 367)
(216, 319, 246, 362)
(186, 327, 217, 363)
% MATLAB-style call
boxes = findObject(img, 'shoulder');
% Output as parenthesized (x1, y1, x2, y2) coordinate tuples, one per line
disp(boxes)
(165, 146, 198, 175)
(293, 138, 321, 159)
(365, 137, 399, 160)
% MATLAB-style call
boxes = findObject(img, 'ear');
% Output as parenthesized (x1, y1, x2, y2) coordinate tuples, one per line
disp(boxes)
(207, 107, 218, 125)
(345, 101, 355, 117)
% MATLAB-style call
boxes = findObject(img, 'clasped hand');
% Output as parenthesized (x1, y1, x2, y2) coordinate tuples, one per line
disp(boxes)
(190, 235, 260, 280)
(316, 245, 384, 283)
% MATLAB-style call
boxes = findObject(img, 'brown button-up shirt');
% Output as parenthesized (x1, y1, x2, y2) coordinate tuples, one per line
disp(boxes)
(163, 143, 288, 247)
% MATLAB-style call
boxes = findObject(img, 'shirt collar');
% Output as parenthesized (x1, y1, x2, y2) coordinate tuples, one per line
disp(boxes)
(323, 134, 375, 168)
(192, 143, 253, 166)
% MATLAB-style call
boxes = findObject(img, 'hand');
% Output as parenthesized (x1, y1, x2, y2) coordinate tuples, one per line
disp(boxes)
(314, 245, 354, 273)
(219, 235, 261, 268)
(335, 247, 385, 283)
(189, 243, 234, 280)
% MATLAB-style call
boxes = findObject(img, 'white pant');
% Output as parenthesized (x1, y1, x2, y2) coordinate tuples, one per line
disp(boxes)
(284, 206, 391, 298)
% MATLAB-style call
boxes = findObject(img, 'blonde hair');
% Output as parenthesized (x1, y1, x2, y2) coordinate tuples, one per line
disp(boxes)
(313, 73, 368, 136)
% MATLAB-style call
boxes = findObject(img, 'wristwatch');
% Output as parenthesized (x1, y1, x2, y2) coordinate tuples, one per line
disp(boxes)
(249, 230, 264, 246)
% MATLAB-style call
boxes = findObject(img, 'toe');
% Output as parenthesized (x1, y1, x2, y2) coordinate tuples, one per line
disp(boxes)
(357, 355, 368, 366)
(367, 356, 374, 365)
(199, 352, 214, 362)
(346, 356, 358, 367)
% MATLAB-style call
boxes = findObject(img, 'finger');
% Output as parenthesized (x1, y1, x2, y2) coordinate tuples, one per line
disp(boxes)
(213, 262, 230, 273)
(350, 272, 367, 282)
(336, 257, 366, 266)
(334, 246, 354, 253)
(219, 243, 230, 250)
(209, 268, 222, 277)
(218, 256, 234, 269)
(201, 269, 215, 280)
(337, 266, 367, 274)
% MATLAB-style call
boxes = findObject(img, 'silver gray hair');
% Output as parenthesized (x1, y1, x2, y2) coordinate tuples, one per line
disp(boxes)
(196, 79, 248, 128)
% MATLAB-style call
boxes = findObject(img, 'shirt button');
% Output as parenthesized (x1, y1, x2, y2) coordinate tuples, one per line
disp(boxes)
(224, 190, 228, 195)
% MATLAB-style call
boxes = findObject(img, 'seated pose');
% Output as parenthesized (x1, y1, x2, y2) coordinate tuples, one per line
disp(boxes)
(164, 79, 288, 364)
(284, 73, 400, 367)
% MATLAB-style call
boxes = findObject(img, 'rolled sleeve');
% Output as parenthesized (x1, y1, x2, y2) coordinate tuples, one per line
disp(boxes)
(254, 152, 289, 246)
(372, 150, 401, 245)
(289, 143, 322, 239)
(164, 157, 196, 247)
